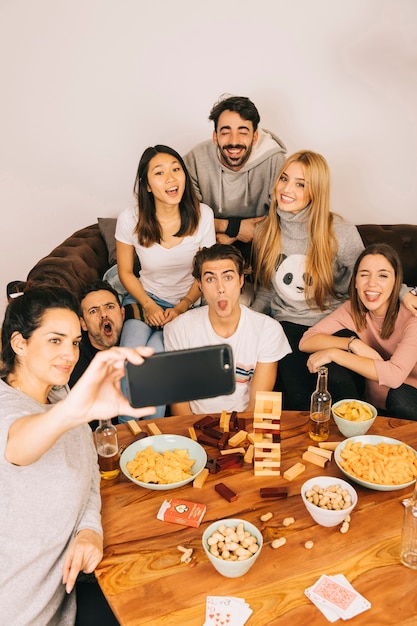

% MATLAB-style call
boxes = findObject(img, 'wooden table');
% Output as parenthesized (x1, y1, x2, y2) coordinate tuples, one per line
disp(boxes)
(96, 412, 417, 625)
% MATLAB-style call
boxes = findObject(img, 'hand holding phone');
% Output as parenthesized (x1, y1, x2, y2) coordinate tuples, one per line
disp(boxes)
(124, 344, 235, 408)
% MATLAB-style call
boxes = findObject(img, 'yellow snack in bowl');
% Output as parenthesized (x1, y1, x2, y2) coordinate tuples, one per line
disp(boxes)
(333, 400, 373, 422)
(126, 446, 195, 484)
(340, 440, 417, 485)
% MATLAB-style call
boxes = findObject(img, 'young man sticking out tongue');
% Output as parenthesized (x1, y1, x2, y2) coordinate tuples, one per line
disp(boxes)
(164, 243, 291, 415)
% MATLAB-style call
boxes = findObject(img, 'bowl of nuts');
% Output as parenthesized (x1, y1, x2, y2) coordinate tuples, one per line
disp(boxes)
(202, 518, 263, 578)
(301, 476, 357, 527)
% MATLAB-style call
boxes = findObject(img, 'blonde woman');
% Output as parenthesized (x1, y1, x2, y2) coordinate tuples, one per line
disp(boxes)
(251, 150, 417, 409)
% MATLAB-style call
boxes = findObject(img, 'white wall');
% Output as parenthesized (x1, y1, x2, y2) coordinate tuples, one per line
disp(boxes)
(1, 0, 416, 320)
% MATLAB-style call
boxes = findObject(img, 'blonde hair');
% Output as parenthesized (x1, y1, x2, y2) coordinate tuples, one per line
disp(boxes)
(252, 150, 338, 310)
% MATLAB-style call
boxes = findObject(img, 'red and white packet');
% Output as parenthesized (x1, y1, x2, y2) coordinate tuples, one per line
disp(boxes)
(305, 574, 371, 621)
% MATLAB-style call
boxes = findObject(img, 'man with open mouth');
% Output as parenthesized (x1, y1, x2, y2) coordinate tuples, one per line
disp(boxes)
(69, 279, 125, 388)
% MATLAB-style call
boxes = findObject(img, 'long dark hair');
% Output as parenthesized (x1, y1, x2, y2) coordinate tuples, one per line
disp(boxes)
(133, 145, 200, 246)
(1, 285, 80, 376)
(349, 243, 402, 339)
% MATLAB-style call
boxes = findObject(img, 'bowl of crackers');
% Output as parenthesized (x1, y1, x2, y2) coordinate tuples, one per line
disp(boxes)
(331, 399, 377, 438)
(120, 434, 207, 490)
(334, 435, 417, 491)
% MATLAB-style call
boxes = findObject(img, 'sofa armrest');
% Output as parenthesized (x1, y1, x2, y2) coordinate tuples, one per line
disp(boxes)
(27, 224, 110, 298)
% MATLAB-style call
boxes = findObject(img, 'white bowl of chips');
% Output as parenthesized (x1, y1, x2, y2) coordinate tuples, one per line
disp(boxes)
(334, 435, 417, 491)
(331, 399, 377, 438)
(120, 434, 207, 490)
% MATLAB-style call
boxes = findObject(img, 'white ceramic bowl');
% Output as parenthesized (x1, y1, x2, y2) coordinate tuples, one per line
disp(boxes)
(202, 518, 263, 578)
(334, 435, 417, 492)
(332, 399, 377, 438)
(301, 476, 358, 527)
(120, 434, 207, 490)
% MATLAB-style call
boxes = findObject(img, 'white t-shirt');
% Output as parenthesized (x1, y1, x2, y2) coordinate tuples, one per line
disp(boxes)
(164, 305, 291, 413)
(115, 203, 215, 304)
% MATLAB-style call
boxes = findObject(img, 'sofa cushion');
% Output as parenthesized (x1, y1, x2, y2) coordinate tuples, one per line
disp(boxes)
(357, 224, 417, 287)
(97, 217, 117, 266)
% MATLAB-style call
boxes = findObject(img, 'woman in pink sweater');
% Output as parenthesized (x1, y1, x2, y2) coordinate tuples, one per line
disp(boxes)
(300, 243, 417, 420)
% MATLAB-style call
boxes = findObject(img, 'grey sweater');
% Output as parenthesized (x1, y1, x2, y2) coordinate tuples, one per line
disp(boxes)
(0, 381, 102, 626)
(184, 128, 287, 219)
(251, 207, 365, 326)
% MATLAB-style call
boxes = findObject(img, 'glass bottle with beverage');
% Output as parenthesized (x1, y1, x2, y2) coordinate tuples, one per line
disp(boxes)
(95, 419, 120, 480)
(400, 482, 417, 569)
(309, 366, 331, 442)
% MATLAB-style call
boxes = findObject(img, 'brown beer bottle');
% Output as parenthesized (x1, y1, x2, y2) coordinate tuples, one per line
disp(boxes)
(308, 366, 332, 442)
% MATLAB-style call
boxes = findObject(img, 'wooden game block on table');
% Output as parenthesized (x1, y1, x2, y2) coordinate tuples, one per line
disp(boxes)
(188, 426, 197, 441)
(254, 391, 282, 417)
(127, 420, 142, 435)
(147, 422, 162, 435)
(307, 445, 333, 461)
(253, 460, 281, 476)
(227, 430, 248, 447)
(283, 462, 306, 481)
(215, 482, 238, 502)
(193, 468, 209, 489)
(302, 450, 329, 468)
(318, 441, 340, 451)
(244, 444, 254, 464)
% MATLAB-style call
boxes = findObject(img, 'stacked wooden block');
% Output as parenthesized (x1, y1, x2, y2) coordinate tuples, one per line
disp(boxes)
(253, 391, 282, 476)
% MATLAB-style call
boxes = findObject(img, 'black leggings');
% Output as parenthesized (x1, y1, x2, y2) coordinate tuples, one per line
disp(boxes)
(75, 575, 119, 626)
(386, 384, 417, 421)
(276, 322, 364, 411)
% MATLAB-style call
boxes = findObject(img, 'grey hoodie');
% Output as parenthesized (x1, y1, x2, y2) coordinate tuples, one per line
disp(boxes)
(184, 128, 287, 219)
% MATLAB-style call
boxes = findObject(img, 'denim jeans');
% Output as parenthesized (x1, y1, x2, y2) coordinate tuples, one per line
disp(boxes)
(119, 318, 166, 421)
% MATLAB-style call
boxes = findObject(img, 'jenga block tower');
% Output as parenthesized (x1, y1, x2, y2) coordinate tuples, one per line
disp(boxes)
(253, 391, 282, 476)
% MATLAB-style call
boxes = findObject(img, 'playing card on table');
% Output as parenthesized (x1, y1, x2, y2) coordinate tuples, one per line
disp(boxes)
(204, 596, 252, 626)
(306, 574, 371, 621)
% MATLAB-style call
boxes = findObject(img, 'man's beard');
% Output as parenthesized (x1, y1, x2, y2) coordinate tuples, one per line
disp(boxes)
(218, 143, 253, 169)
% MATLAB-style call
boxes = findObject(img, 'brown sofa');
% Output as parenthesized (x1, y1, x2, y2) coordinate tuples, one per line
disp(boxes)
(24, 221, 417, 301)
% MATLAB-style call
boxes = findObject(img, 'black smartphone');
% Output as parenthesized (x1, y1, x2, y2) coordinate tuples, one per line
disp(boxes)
(124, 344, 235, 408)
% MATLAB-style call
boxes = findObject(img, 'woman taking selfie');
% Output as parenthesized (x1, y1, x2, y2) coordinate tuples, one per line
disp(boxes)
(115, 144, 215, 352)
(300, 244, 417, 420)
(0, 286, 154, 625)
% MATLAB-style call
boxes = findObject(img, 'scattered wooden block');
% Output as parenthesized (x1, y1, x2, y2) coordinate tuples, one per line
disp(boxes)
(307, 445, 333, 460)
(147, 422, 162, 436)
(283, 462, 306, 481)
(215, 482, 238, 502)
(220, 447, 246, 455)
(260, 487, 288, 499)
(193, 468, 209, 488)
(318, 441, 340, 451)
(228, 430, 248, 447)
(244, 444, 254, 464)
(219, 409, 229, 431)
(302, 450, 329, 468)
(188, 426, 197, 441)
(127, 420, 142, 435)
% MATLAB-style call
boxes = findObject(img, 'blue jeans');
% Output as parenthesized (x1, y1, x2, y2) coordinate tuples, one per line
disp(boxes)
(119, 319, 166, 421)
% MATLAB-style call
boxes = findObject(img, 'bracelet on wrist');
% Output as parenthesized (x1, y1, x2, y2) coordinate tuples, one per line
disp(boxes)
(225, 217, 242, 238)
(347, 336, 357, 353)
(410, 287, 417, 296)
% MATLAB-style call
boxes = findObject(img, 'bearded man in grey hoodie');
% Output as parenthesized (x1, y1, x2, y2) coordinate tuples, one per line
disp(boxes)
(184, 95, 287, 263)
